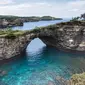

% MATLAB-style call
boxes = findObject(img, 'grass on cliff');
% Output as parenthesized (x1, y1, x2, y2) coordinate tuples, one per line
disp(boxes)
(0, 20, 85, 39)
(0, 27, 42, 39)
(0, 28, 26, 39)
(0, 27, 42, 38)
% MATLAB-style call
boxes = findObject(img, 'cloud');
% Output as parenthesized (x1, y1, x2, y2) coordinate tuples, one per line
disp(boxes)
(68, 0, 85, 7)
(0, 0, 84, 18)
(64, 0, 85, 17)
(0, 0, 14, 5)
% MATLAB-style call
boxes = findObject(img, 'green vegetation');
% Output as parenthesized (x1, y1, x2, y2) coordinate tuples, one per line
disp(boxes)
(0, 15, 62, 22)
(0, 28, 25, 39)
(5, 32, 16, 39)
(0, 15, 19, 22)
(70, 13, 85, 22)
(21, 16, 62, 22)
(40, 16, 62, 21)
(0, 20, 85, 39)
(30, 26, 41, 33)
(57, 20, 85, 26)
(70, 17, 80, 21)
(0, 23, 58, 38)
(81, 13, 85, 20)
(29, 24, 58, 33)
(0, 15, 62, 28)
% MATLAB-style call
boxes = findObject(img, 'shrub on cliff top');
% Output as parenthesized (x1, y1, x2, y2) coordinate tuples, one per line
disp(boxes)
(5, 32, 16, 39)
(30, 26, 40, 33)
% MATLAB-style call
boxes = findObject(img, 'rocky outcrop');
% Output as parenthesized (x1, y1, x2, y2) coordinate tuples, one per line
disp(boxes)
(0, 21, 85, 60)
(0, 19, 9, 28)
(9, 18, 23, 26)
(39, 21, 85, 52)
(67, 72, 85, 85)
(0, 18, 23, 29)
(0, 33, 36, 60)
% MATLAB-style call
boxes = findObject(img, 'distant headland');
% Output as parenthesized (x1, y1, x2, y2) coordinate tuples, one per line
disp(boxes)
(0, 15, 63, 28)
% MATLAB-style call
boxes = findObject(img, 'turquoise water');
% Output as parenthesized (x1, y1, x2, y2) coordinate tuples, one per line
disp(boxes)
(1, 19, 85, 85)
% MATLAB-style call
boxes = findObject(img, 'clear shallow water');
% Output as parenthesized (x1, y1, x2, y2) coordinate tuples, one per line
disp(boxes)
(1, 19, 85, 85)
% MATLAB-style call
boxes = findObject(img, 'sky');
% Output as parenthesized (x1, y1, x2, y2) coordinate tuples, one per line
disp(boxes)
(0, 0, 85, 18)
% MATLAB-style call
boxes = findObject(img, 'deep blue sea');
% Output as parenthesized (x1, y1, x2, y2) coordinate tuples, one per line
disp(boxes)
(1, 19, 85, 85)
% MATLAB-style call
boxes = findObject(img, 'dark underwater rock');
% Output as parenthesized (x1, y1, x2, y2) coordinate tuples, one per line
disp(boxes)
(0, 70, 7, 77)
(0, 81, 8, 85)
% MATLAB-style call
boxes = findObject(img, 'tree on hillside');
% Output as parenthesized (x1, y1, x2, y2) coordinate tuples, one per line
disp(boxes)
(70, 17, 80, 21)
(81, 13, 85, 20)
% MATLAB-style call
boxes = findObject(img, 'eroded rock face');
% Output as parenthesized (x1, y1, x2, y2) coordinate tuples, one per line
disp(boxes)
(0, 18, 24, 29)
(39, 25, 85, 52)
(0, 21, 85, 60)
(0, 33, 36, 60)
(0, 70, 7, 77)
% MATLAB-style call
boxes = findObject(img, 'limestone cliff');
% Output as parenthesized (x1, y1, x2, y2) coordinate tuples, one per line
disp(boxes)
(38, 21, 85, 51)
(0, 33, 36, 60)
(0, 21, 85, 60)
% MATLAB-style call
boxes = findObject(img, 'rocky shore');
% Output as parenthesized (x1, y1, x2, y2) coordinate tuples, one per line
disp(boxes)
(0, 18, 23, 28)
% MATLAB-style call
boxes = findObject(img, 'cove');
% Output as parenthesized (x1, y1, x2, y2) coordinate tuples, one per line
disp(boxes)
(1, 38, 85, 85)
(1, 19, 85, 85)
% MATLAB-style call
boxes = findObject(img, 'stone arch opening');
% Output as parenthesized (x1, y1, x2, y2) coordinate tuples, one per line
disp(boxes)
(25, 38, 46, 56)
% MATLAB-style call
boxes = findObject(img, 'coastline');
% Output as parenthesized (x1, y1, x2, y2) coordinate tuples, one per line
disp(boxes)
(0, 16, 63, 29)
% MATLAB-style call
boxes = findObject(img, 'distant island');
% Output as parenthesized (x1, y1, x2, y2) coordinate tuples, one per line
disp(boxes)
(0, 15, 63, 28)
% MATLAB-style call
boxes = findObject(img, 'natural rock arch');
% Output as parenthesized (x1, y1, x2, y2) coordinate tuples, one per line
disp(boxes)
(0, 21, 85, 60)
